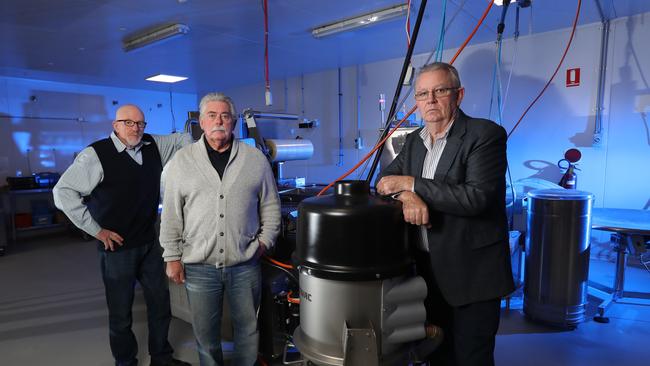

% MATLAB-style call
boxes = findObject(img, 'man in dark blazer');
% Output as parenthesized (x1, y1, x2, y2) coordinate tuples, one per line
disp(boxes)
(377, 62, 514, 366)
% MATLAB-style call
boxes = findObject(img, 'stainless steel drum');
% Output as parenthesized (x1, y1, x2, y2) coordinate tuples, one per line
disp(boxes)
(524, 189, 594, 327)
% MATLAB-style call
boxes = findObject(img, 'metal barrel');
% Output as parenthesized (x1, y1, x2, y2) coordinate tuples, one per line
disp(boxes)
(524, 189, 594, 327)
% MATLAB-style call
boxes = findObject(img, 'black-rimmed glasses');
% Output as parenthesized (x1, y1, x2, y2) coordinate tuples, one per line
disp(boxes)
(116, 119, 147, 128)
(414, 87, 460, 101)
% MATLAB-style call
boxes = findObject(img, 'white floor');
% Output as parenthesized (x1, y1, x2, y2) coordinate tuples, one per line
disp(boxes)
(1, 233, 649, 366)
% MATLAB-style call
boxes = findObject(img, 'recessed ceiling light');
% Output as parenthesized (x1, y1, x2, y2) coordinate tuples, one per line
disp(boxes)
(145, 74, 188, 83)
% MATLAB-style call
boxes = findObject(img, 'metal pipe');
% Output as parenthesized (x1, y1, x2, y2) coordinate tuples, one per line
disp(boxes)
(593, 18, 609, 145)
(592, 0, 608, 145)
(338, 67, 344, 167)
(250, 112, 300, 120)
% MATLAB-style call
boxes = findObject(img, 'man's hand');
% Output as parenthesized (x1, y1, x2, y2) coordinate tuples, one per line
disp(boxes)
(256, 241, 267, 259)
(166, 260, 185, 284)
(95, 228, 124, 251)
(377, 175, 415, 195)
(396, 191, 431, 228)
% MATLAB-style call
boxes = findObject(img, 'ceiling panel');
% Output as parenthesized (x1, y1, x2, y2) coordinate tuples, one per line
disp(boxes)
(1, 0, 649, 93)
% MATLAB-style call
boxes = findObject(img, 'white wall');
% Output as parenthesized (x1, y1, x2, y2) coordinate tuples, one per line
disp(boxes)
(223, 12, 650, 210)
(0, 77, 197, 181)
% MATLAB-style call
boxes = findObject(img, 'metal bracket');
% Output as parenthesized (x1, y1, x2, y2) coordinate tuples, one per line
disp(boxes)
(342, 322, 379, 366)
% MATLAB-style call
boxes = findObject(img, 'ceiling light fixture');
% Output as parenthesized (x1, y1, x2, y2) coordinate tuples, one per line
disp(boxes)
(122, 23, 190, 52)
(145, 74, 188, 83)
(311, 3, 409, 38)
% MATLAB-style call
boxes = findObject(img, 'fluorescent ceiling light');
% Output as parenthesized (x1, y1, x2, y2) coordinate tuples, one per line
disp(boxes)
(146, 74, 188, 83)
(312, 3, 409, 38)
(122, 23, 190, 52)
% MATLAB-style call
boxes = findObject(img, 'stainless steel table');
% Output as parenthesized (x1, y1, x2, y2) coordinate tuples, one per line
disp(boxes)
(589, 208, 650, 322)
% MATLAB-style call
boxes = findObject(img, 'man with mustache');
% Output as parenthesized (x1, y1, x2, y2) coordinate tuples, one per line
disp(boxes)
(160, 92, 281, 366)
(53, 104, 191, 366)
(377, 62, 514, 366)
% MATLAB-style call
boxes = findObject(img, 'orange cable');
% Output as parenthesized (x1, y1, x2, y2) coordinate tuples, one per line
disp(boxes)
(450, 0, 494, 65)
(287, 290, 301, 304)
(316, 0, 495, 197)
(316, 105, 416, 196)
(264, 255, 294, 269)
(507, 0, 582, 138)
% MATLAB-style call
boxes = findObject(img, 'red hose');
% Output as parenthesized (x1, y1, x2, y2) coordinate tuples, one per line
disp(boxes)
(317, 0, 495, 196)
(263, 255, 294, 269)
(287, 290, 301, 304)
(508, 0, 582, 138)
(450, 0, 494, 65)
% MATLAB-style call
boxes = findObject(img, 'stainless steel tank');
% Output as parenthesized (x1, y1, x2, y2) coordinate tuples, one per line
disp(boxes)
(524, 189, 593, 327)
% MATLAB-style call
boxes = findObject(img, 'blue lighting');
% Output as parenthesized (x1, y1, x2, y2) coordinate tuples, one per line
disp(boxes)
(12, 132, 32, 154)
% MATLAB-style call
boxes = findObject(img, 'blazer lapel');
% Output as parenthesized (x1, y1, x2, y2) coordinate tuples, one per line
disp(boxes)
(434, 110, 468, 177)
(412, 128, 427, 176)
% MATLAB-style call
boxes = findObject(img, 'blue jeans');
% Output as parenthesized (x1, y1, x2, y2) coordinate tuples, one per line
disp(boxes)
(99, 242, 173, 366)
(184, 261, 261, 366)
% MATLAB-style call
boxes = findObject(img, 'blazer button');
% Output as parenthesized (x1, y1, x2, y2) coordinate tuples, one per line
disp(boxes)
(219, 232, 224, 236)
(219, 213, 224, 218)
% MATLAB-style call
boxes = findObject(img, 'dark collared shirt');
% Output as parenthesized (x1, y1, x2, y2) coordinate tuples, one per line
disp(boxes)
(204, 136, 232, 179)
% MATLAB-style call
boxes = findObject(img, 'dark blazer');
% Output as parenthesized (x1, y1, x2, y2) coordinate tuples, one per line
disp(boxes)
(379, 110, 514, 306)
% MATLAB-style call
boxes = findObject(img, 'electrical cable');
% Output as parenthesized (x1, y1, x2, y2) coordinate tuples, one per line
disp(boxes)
(449, 0, 494, 65)
(508, 0, 582, 138)
(287, 291, 301, 304)
(435, 0, 448, 62)
(363, 0, 429, 184)
(406, 0, 412, 47)
(263, 258, 299, 284)
(264, 255, 294, 269)
(169, 89, 176, 133)
(356, 0, 466, 180)
(320, 0, 494, 196)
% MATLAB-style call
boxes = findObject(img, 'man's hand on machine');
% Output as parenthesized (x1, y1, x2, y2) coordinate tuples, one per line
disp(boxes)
(96, 228, 124, 251)
(376, 175, 414, 195)
(166, 260, 185, 284)
(396, 191, 431, 228)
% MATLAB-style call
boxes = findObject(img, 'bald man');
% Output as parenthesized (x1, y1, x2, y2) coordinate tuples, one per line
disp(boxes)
(54, 105, 191, 366)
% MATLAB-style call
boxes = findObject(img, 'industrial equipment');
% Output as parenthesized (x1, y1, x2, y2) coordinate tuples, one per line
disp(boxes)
(524, 189, 593, 328)
(242, 109, 314, 188)
(291, 180, 441, 365)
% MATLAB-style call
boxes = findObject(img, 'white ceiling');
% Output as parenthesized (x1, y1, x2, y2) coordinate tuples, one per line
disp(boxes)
(1, 0, 649, 93)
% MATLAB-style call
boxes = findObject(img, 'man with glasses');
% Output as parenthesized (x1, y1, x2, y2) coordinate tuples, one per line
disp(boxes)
(377, 62, 514, 366)
(160, 92, 280, 366)
(53, 104, 191, 366)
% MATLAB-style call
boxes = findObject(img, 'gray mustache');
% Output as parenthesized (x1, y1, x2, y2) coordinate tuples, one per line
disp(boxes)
(210, 126, 226, 132)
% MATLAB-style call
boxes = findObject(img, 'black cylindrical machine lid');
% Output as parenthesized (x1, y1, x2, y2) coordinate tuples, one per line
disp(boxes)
(295, 180, 410, 280)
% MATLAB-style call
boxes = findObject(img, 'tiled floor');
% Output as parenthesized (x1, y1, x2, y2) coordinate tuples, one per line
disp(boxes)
(0, 233, 649, 365)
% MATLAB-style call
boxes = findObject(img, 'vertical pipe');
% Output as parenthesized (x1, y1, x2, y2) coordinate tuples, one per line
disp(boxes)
(355, 65, 363, 150)
(338, 67, 343, 167)
(593, 20, 609, 146)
